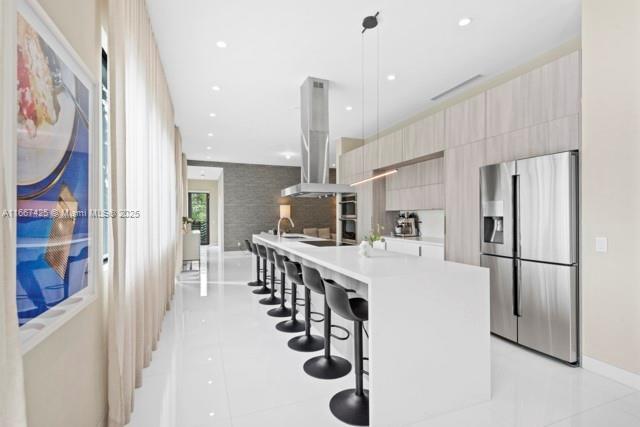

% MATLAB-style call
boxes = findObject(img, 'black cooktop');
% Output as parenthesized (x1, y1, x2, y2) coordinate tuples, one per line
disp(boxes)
(300, 240, 352, 247)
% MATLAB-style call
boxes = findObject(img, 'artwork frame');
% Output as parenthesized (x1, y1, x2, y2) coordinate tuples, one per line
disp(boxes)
(11, 0, 100, 353)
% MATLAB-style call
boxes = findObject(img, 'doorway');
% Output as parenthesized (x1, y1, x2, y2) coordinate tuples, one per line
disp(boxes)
(188, 192, 210, 245)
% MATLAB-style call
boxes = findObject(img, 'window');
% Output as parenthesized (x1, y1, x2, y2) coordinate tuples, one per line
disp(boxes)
(101, 49, 110, 260)
(188, 192, 209, 245)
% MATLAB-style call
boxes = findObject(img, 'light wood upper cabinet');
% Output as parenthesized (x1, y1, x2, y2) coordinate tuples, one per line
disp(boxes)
(486, 51, 580, 138)
(444, 140, 486, 266)
(403, 110, 445, 160)
(378, 130, 404, 168)
(338, 146, 364, 184)
(363, 140, 379, 172)
(445, 93, 486, 149)
(385, 157, 444, 211)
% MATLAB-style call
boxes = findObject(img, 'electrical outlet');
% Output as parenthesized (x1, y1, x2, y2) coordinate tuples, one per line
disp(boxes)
(595, 237, 608, 253)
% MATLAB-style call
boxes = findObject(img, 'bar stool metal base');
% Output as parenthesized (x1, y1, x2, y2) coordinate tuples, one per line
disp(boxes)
(252, 286, 270, 295)
(259, 295, 281, 305)
(267, 306, 293, 318)
(287, 334, 325, 352)
(303, 355, 351, 379)
(275, 318, 305, 333)
(247, 280, 261, 287)
(329, 389, 369, 426)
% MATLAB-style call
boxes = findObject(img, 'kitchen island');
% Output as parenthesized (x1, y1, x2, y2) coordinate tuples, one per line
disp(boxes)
(253, 233, 490, 426)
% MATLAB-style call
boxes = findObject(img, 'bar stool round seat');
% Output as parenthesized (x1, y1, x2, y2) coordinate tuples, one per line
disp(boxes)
(275, 260, 305, 333)
(267, 252, 293, 317)
(244, 240, 261, 287)
(252, 244, 271, 295)
(324, 280, 370, 426)
(259, 247, 282, 305)
(301, 266, 351, 380)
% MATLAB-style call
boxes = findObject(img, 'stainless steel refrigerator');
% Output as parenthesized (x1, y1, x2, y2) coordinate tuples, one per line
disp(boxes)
(480, 151, 578, 363)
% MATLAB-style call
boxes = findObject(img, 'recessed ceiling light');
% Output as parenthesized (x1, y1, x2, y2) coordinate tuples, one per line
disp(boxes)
(206, 146, 212, 150)
(209, 113, 216, 117)
(206, 155, 211, 159)
(208, 412, 215, 417)
(331, 163, 336, 167)
(216, 41, 227, 48)
(211, 85, 220, 91)
(208, 380, 213, 385)
(386, 74, 396, 81)
(458, 17, 472, 27)
(285, 154, 291, 160)
(345, 106, 353, 111)
(207, 357, 212, 361)
(207, 133, 213, 137)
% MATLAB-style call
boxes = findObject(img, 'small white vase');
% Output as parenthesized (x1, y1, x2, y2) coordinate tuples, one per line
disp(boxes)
(358, 241, 371, 257)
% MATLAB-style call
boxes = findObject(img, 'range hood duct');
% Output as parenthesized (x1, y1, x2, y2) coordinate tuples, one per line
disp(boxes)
(281, 77, 354, 198)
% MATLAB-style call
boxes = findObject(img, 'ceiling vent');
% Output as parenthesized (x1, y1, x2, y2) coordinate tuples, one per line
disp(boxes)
(430, 74, 484, 101)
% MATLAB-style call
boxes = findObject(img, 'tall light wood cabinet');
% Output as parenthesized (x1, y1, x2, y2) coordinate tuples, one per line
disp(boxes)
(378, 130, 403, 168)
(444, 140, 486, 266)
(486, 51, 580, 138)
(403, 110, 445, 160)
(445, 93, 486, 148)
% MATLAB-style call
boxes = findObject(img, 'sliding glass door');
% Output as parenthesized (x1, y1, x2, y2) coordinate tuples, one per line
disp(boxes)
(188, 192, 209, 245)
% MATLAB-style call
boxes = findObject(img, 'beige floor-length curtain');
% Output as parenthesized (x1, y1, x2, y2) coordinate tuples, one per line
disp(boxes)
(0, 1, 28, 425)
(107, 1, 179, 426)
(174, 127, 184, 278)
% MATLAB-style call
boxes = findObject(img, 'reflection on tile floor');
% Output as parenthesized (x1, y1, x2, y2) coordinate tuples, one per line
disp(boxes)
(128, 247, 640, 427)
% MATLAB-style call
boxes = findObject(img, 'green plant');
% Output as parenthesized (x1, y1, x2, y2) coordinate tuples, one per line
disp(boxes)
(364, 224, 385, 246)
(182, 216, 194, 226)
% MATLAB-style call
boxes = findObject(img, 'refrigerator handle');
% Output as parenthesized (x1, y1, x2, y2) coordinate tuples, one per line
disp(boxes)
(516, 259, 522, 317)
(512, 174, 520, 257)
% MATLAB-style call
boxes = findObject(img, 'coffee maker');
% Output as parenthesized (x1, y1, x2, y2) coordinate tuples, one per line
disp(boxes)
(393, 212, 420, 237)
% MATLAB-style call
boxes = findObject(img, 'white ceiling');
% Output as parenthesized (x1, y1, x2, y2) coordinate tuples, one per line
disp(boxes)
(187, 166, 222, 181)
(147, 0, 580, 167)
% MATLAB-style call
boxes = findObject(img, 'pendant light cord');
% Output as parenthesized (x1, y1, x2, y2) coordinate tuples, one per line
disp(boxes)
(361, 32, 365, 142)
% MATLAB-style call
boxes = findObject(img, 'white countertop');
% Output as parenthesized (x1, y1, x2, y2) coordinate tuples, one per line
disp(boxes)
(254, 233, 467, 285)
(382, 235, 444, 246)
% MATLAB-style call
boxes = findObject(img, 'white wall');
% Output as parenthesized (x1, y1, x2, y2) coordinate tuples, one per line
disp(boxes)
(20, 1, 107, 427)
(581, 0, 640, 378)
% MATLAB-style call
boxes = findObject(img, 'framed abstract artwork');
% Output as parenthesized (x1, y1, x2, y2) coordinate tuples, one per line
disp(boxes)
(13, 0, 98, 347)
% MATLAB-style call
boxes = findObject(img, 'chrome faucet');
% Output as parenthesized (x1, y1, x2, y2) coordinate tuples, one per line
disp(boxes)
(277, 217, 295, 236)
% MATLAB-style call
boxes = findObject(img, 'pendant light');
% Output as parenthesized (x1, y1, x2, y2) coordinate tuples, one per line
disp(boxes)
(351, 11, 397, 187)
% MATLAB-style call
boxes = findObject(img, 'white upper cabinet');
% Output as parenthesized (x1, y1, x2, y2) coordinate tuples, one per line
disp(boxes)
(378, 130, 404, 168)
(486, 51, 580, 138)
(403, 110, 445, 161)
(445, 93, 486, 148)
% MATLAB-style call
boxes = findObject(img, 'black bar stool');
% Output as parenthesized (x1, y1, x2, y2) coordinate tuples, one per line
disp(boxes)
(324, 281, 369, 426)
(252, 244, 271, 295)
(301, 265, 351, 380)
(287, 266, 326, 352)
(244, 240, 261, 287)
(275, 260, 305, 333)
(268, 252, 293, 317)
(260, 247, 282, 305)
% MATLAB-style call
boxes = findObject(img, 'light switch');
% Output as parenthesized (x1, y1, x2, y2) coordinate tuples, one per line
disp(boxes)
(595, 237, 608, 253)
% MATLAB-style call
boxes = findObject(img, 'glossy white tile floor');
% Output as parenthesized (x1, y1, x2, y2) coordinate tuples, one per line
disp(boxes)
(128, 247, 640, 427)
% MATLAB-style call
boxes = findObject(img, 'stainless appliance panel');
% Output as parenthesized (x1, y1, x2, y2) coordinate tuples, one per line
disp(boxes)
(481, 254, 517, 342)
(480, 161, 516, 257)
(518, 260, 577, 363)
(516, 152, 578, 264)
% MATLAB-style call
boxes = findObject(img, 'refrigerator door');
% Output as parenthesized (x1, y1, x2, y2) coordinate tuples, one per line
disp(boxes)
(480, 161, 516, 257)
(517, 260, 578, 363)
(516, 152, 578, 264)
(481, 254, 517, 342)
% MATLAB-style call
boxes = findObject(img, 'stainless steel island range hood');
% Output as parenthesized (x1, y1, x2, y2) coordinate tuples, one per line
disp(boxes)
(281, 77, 353, 198)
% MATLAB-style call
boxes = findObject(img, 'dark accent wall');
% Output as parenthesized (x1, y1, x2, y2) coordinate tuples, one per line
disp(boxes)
(188, 160, 336, 250)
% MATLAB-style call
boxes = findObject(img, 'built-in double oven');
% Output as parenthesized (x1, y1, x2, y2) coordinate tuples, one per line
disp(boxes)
(339, 193, 357, 242)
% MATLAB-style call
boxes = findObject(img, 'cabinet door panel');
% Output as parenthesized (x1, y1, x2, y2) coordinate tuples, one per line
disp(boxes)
(419, 244, 444, 260)
(445, 93, 486, 148)
(363, 140, 379, 171)
(445, 140, 486, 265)
(378, 131, 403, 168)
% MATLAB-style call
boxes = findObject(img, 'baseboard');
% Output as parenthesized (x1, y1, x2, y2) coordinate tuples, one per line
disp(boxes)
(582, 356, 640, 391)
